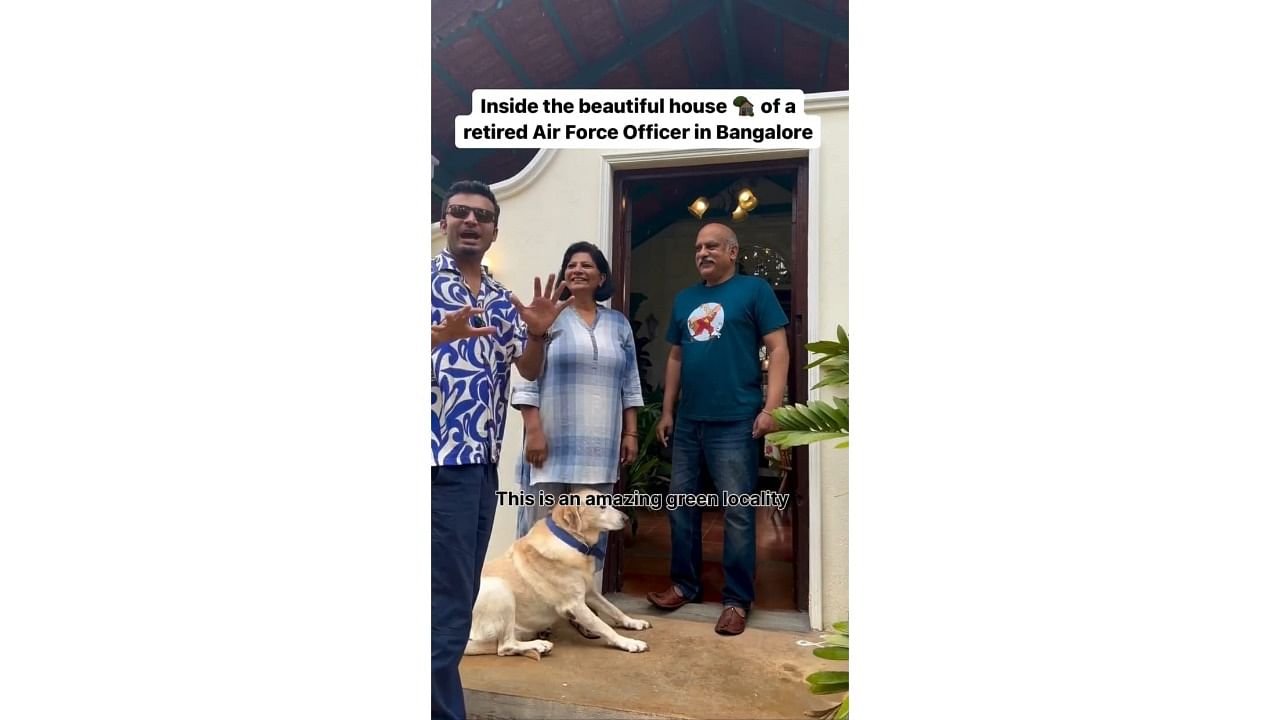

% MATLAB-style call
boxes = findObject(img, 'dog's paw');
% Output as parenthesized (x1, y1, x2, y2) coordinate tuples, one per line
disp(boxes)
(614, 637, 648, 653)
(500, 639, 553, 659)
(620, 617, 651, 630)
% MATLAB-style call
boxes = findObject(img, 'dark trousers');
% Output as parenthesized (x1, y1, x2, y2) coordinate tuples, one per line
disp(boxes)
(431, 463, 498, 720)
(667, 417, 760, 609)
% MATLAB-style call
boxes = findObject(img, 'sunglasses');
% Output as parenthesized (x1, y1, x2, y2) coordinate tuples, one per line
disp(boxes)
(445, 204, 497, 224)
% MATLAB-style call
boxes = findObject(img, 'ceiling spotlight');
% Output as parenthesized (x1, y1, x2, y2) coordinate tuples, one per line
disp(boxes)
(687, 196, 710, 219)
(737, 188, 758, 212)
(731, 204, 748, 222)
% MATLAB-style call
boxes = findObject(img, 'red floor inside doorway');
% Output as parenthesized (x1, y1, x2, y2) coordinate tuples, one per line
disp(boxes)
(619, 505, 797, 610)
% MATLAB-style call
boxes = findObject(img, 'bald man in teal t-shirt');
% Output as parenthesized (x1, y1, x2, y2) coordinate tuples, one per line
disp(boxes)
(648, 223, 790, 637)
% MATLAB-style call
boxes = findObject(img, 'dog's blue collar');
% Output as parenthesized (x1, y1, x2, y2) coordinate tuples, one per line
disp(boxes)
(545, 515, 605, 559)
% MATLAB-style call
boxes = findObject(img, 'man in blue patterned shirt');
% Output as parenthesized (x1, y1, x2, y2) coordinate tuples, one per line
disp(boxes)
(430, 180, 569, 720)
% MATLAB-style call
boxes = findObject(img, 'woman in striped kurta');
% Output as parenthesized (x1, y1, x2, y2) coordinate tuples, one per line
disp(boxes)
(511, 242, 645, 570)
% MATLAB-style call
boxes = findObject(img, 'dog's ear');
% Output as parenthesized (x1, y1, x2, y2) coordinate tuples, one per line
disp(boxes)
(557, 504, 583, 534)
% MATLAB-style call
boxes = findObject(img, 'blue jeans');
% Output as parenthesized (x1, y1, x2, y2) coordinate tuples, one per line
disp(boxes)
(667, 416, 759, 609)
(431, 464, 498, 720)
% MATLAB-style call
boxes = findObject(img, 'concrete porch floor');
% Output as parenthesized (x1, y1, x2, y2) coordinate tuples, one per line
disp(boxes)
(461, 596, 839, 720)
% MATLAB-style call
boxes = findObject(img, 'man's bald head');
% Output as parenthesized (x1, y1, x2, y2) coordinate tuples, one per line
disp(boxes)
(699, 222, 739, 250)
(694, 222, 740, 286)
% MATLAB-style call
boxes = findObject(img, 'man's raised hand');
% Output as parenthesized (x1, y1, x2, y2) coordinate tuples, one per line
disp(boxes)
(431, 306, 496, 345)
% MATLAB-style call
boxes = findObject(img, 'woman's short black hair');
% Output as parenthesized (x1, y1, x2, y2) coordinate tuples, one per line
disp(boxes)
(557, 242, 614, 302)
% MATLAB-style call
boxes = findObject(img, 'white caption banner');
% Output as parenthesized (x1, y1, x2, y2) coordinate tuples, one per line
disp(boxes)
(455, 89, 820, 150)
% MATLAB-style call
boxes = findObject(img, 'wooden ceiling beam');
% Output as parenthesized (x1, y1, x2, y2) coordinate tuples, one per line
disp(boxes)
(432, 157, 459, 192)
(817, 0, 836, 88)
(557, 0, 717, 88)
(477, 17, 534, 87)
(679, 27, 702, 88)
(633, 58, 654, 87)
(444, 149, 499, 182)
(541, 0, 586, 69)
(440, 147, 540, 189)
(719, 0, 744, 88)
(775, 13, 784, 79)
(433, 1, 513, 50)
(754, 69, 787, 89)
(609, 0, 632, 35)
(608, 0, 652, 85)
(432, 60, 471, 107)
(742, 0, 848, 44)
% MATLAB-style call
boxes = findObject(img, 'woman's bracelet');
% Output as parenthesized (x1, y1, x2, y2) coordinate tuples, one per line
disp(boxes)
(622, 431, 639, 437)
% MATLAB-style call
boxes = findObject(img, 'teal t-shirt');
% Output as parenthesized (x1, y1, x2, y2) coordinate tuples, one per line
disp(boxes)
(665, 274, 789, 421)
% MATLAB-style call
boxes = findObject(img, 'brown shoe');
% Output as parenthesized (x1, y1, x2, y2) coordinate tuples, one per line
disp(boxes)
(646, 585, 700, 610)
(715, 606, 747, 635)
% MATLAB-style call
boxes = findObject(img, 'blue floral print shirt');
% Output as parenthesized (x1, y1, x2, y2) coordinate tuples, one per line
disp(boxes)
(431, 250, 527, 466)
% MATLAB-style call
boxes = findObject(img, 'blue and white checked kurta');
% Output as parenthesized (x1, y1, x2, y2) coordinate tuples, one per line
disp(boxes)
(511, 304, 644, 488)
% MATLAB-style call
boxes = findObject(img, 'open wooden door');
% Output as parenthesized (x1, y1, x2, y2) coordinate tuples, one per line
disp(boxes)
(789, 161, 810, 610)
(603, 173, 632, 593)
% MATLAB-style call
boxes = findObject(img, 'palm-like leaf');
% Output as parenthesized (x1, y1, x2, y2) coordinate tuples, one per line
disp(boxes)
(776, 329, 851, 717)
(805, 670, 849, 695)
(805, 622, 851, 707)
(768, 325, 849, 449)
(820, 633, 849, 648)
(803, 329, 849, 390)
(767, 399, 848, 448)
(805, 696, 850, 720)
(813, 646, 848, 661)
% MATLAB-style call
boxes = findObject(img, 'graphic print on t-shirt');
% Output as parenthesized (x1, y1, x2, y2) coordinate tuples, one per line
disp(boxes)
(685, 302, 724, 341)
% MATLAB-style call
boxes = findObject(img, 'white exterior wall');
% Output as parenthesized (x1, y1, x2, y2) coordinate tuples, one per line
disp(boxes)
(810, 101, 850, 627)
(431, 93, 848, 627)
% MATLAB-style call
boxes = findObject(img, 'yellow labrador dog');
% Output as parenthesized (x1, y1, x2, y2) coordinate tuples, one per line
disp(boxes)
(465, 490, 652, 659)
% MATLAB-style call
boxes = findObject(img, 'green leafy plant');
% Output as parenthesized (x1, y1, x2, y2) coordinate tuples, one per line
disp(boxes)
(621, 293, 671, 535)
(619, 398, 672, 539)
(767, 325, 848, 449)
(628, 292, 656, 396)
(804, 621, 849, 720)
(626, 399, 670, 494)
(767, 326, 850, 718)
